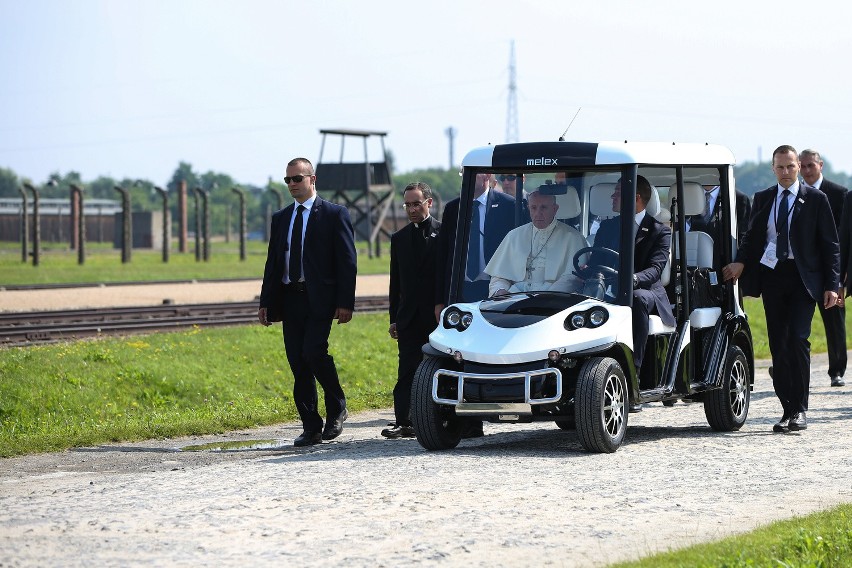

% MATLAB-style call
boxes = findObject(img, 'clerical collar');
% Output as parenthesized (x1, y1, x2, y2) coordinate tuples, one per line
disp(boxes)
(413, 215, 431, 229)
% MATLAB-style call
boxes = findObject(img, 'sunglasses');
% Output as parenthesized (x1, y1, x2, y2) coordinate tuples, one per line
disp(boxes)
(498, 175, 517, 182)
(284, 174, 311, 184)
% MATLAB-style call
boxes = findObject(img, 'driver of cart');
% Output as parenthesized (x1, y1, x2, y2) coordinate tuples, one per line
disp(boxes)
(593, 176, 675, 370)
(485, 189, 586, 296)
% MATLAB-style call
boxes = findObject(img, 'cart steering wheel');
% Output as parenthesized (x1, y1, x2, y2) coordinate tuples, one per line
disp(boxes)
(573, 246, 620, 279)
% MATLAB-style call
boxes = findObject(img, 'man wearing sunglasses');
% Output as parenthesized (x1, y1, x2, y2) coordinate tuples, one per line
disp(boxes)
(258, 157, 357, 447)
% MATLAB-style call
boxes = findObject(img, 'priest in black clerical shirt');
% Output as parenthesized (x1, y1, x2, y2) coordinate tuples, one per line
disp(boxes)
(384, 182, 441, 439)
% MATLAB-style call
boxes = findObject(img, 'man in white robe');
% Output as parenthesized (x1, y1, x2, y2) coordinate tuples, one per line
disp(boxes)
(485, 190, 586, 296)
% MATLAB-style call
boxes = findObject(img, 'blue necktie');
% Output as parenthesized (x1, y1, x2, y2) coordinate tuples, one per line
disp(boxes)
(289, 205, 305, 282)
(467, 201, 482, 280)
(703, 191, 714, 223)
(776, 190, 790, 261)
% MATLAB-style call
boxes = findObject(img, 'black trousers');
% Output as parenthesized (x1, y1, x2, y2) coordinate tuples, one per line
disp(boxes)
(632, 289, 655, 370)
(281, 287, 346, 432)
(761, 261, 816, 414)
(394, 314, 437, 426)
(817, 302, 847, 378)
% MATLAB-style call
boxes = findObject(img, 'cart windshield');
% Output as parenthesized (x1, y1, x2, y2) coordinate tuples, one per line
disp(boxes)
(450, 165, 725, 308)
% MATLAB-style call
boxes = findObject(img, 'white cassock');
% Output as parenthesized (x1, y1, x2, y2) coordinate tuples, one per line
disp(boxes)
(485, 220, 587, 296)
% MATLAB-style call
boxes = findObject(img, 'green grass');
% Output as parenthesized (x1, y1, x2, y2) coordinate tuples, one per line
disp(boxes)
(0, 240, 390, 285)
(0, 313, 395, 457)
(744, 297, 852, 361)
(1, 295, 845, 457)
(612, 503, 852, 567)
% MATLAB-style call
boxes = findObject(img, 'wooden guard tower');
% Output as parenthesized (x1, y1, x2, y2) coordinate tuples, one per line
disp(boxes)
(315, 129, 398, 257)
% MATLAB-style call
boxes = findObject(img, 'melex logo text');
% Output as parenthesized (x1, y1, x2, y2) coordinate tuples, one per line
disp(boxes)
(525, 157, 558, 166)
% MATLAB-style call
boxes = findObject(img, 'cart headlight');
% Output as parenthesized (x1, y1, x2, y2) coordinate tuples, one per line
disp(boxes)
(565, 307, 609, 330)
(588, 308, 608, 327)
(445, 309, 462, 327)
(443, 307, 473, 331)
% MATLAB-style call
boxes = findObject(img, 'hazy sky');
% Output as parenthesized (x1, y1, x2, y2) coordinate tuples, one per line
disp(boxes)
(2, 0, 851, 188)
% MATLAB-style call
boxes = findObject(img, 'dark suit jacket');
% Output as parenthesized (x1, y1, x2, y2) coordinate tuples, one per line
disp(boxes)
(259, 196, 357, 321)
(688, 190, 752, 266)
(689, 190, 752, 240)
(835, 186, 852, 293)
(594, 213, 675, 327)
(435, 190, 517, 305)
(819, 179, 847, 230)
(736, 184, 839, 301)
(390, 217, 441, 330)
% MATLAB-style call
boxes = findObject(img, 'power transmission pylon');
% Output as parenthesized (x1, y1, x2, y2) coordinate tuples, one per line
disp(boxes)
(506, 40, 519, 143)
(445, 126, 456, 169)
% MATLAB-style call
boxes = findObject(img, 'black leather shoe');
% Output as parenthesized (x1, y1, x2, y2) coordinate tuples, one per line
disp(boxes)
(773, 413, 790, 433)
(294, 431, 322, 447)
(322, 408, 348, 440)
(831, 376, 846, 387)
(788, 411, 807, 431)
(629, 403, 643, 413)
(381, 424, 415, 439)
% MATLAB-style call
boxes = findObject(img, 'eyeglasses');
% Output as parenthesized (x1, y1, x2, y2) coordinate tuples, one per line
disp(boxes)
(498, 175, 517, 182)
(402, 200, 429, 209)
(284, 174, 311, 184)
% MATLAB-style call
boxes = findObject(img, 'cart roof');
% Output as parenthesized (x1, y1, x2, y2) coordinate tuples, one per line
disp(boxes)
(461, 141, 736, 169)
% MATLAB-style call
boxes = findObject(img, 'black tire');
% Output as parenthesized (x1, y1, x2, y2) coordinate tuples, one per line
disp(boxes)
(575, 357, 628, 453)
(410, 356, 462, 450)
(704, 345, 750, 431)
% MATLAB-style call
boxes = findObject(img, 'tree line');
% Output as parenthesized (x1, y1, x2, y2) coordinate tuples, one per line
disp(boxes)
(1, 158, 849, 238)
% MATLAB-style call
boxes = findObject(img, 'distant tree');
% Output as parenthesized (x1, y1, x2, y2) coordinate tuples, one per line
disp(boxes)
(38, 171, 83, 198)
(167, 162, 198, 194)
(733, 156, 851, 196)
(88, 175, 119, 200)
(0, 167, 18, 198)
(818, 157, 852, 188)
(733, 161, 774, 197)
(393, 168, 461, 203)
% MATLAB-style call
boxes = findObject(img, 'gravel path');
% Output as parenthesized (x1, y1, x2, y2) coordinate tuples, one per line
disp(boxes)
(1, 353, 851, 567)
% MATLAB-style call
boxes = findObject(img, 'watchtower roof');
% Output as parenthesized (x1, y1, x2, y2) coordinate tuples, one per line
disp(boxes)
(319, 128, 388, 137)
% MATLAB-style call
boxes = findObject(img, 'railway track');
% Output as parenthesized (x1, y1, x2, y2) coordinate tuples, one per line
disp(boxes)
(0, 296, 389, 347)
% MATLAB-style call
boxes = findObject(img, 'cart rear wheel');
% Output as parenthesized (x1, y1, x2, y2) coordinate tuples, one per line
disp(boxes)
(704, 345, 750, 431)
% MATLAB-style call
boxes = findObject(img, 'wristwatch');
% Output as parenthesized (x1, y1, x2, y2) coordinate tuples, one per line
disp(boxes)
(633, 274, 639, 288)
